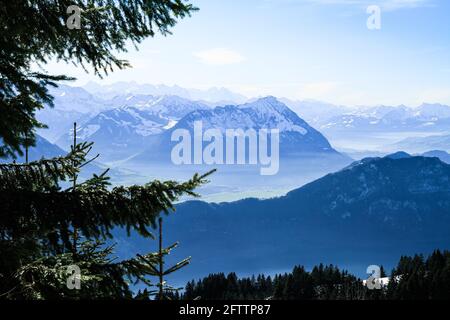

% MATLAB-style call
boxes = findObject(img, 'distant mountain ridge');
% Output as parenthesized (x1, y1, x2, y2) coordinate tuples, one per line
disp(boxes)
(421, 150, 450, 164)
(320, 103, 450, 132)
(55, 95, 210, 161)
(83, 81, 248, 103)
(36, 84, 108, 141)
(389, 134, 450, 154)
(108, 94, 210, 118)
(35, 85, 351, 183)
(36, 83, 450, 170)
(0, 135, 66, 163)
(280, 98, 350, 127)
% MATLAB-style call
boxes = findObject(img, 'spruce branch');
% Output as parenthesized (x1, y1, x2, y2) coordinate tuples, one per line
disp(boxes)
(0, 142, 93, 191)
(0, 169, 216, 249)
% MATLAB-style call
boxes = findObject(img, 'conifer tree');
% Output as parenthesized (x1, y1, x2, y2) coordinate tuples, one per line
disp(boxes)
(0, 0, 205, 299)
(0, 0, 197, 157)
(0, 125, 213, 298)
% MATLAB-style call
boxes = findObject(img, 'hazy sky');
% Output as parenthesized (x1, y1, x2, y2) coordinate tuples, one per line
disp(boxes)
(44, 0, 450, 106)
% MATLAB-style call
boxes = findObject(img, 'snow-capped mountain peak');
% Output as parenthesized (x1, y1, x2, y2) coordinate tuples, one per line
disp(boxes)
(153, 97, 347, 159)
(110, 94, 209, 119)
(176, 96, 308, 135)
(54, 94, 210, 161)
(242, 96, 291, 112)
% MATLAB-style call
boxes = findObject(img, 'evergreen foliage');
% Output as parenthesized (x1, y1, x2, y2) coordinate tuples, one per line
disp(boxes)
(387, 250, 450, 300)
(0, 136, 213, 298)
(0, 0, 201, 299)
(4, 239, 190, 300)
(182, 251, 450, 300)
(0, 0, 197, 157)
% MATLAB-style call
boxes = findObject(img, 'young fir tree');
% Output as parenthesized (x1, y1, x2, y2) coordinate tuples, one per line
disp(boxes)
(0, 123, 214, 299)
(0, 0, 197, 158)
(0, 0, 203, 299)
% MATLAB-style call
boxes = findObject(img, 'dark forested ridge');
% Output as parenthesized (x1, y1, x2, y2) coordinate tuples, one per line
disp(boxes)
(153, 155, 450, 284)
(179, 250, 450, 300)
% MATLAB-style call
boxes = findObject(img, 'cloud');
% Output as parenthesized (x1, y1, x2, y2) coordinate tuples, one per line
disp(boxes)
(380, 0, 432, 10)
(194, 48, 245, 65)
(303, 0, 433, 11)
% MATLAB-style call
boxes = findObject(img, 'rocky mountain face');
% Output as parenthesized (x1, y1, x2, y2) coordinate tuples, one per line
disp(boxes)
(55, 96, 210, 161)
(129, 96, 348, 164)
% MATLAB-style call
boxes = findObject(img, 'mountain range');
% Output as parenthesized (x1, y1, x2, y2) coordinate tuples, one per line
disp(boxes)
(277, 100, 450, 135)
(36, 84, 109, 141)
(290, 102, 450, 154)
(0, 135, 66, 164)
(31, 83, 450, 199)
(47, 89, 351, 172)
(56, 95, 210, 161)
(35, 83, 450, 157)
(280, 98, 350, 127)
(6, 82, 450, 284)
(83, 81, 248, 104)
(30, 84, 357, 200)
(319, 103, 450, 132)
(129, 96, 347, 164)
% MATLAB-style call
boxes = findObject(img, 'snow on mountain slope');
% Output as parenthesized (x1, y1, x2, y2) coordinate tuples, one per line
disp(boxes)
(321, 103, 450, 133)
(47, 84, 108, 114)
(130, 96, 349, 164)
(109, 94, 210, 118)
(55, 96, 210, 161)
(173, 96, 321, 137)
(36, 85, 109, 141)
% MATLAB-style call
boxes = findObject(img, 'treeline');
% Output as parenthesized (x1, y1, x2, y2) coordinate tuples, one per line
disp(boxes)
(181, 250, 450, 300)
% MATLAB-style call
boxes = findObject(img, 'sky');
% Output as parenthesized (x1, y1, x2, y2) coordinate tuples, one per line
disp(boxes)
(43, 0, 450, 107)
